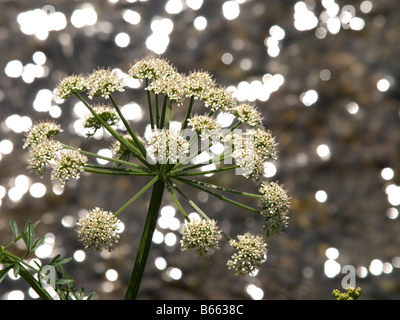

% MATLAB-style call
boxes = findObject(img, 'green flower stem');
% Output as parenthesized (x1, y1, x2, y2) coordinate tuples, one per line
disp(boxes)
(84, 166, 156, 176)
(61, 143, 148, 171)
(172, 133, 235, 173)
(166, 100, 173, 129)
(155, 94, 160, 128)
(175, 177, 260, 214)
(159, 95, 168, 128)
(164, 179, 190, 222)
(124, 179, 165, 300)
(181, 96, 195, 130)
(145, 79, 155, 129)
(176, 177, 261, 199)
(114, 176, 159, 217)
(170, 151, 234, 176)
(75, 93, 152, 168)
(109, 94, 148, 158)
(169, 180, 232, 241)
(174, 164, 239, 177)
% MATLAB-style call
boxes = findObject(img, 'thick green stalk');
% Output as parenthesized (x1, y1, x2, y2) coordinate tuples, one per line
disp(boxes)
(124, 179, 165, 300)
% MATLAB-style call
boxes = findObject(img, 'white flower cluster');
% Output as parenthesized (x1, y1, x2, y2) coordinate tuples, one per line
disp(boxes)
(180, 218, 222, 257)
(54, 74, 87, 100)
(25, 121, 87, 186)
(54, 68, 125, 101)
(23, 120, 63, 149)
(87, 67, 125, 99)
(227, 233, 267, 276)
(50, 149, 88, 187)
(76, 207, 121, 252)
(129, 56, 176, 80)
(259, 181, 290, 237)
(188, 114, 222, 141)
(146, 72, 186, 105)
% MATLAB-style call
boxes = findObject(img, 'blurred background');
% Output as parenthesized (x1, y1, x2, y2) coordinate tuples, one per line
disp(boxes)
(1, 0, 400, 300)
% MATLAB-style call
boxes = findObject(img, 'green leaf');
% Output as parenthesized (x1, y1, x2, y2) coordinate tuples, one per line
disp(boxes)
(87, 292, 96, 300)
(0, 266, 12, 283)
(10, 219, 18, 238)
(31, 237, 45, 251)
(56, 278, 74, 285)
(50, 257, 72, 267)
(22, 221, 32, 249)
(13, 263, 20, 278)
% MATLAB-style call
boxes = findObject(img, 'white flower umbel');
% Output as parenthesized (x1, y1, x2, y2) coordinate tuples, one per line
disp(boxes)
(129, 57, 176, 80)
(227, 233, 267, 276)
(54, 74, 87, 100)
(180, 218, 222, 257)
(146, 72, 186, 105)
(184, 71, 215, 100)
(234, 104, 264, 128)
(27, 139, 62, 176)
(23, 120, 63, 149)
(50, 149, 88, 187)
(87, 67, 125, 99)
(76, 207, 121, 252)
(259, 181, 290, 237)
(203, 86, 237, 113)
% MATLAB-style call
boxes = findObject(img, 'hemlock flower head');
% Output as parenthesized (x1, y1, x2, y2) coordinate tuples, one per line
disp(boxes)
(203, 86, 237, 113)
(50, 149, 88, 187)
(76, 207, 121, 252)
(83, 104, 120, 137)
(184, 71, 215, 100)
(227, 233, 267, 276)
(87, 67, 125, 99)
(188, 114, 222, 141)
(146, 128, 189, 164)
(27, 139, 62, 176)
(259, 181, 290, 237)
(23, 120, 63, 149)
(129, 57, 176, 80)
(25, 55, 290, 290)
(54, 74, 87, 101)
(180, 218, 222, 257)
(234, 104, 264, 128)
